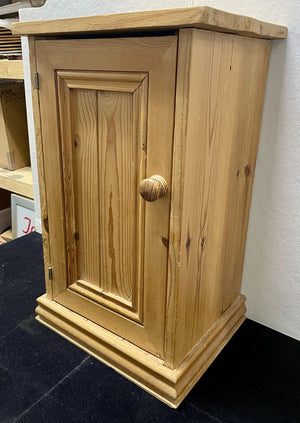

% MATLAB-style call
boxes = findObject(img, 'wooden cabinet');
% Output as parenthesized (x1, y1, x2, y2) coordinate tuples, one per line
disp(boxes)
(14, 7, 286, 408)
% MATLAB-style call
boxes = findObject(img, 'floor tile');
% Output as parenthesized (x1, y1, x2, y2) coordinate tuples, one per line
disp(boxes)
(16, 357, 217, 423)
(0, 233, 44, 339)
(0, 315, 87, 423)
(185, 320, 300, 423)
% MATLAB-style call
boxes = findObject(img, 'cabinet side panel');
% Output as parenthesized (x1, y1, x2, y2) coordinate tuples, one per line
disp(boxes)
(220, 38, 271, 312)
(166, 28, 270, 366)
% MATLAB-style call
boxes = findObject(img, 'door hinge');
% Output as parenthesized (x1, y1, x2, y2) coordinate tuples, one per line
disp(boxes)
(34, 72, 39, 89)
(48, 266, 53, 280)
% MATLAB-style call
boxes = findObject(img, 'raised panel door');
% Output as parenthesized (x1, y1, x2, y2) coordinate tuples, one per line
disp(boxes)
(35, 36, 177, 357)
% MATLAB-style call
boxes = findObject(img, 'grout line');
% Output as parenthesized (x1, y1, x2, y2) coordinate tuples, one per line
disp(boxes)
(0, 310, 50, 343)
(187, 401, 224, 423)
(13, 356, 90, 423)
(0, 314, 36, 343)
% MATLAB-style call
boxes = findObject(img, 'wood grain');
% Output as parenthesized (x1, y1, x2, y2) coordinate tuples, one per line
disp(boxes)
(0, 60, 24, 79)
(28, 36, 52, 298)
(0, 82, 30, 170)
(34, 37, 179, 73)
(57, 70, 148, 304)
(57, 76, 79, 288)
(73, 89, 99, 286)
(13, 6, 287, 39)
(139, 175, 168, 202)
(36, 41, 68, 298)
(35, 293, 246, 408)
(165, 28, 271, 367)
(70, 279, 141, 323)
(0, 165, 33, 198)
(57, 71, 148, 321)
(31, 17, 279, 406)
(98, 91, 136, 301)
(58, 70, 147, 92)
(35, 35, 177, 357)
(164, 29, 192, 368)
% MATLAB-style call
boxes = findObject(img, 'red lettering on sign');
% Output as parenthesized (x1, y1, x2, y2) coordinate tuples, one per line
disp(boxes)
(23, 217, 32, 234)
(22, 218, 36, 234)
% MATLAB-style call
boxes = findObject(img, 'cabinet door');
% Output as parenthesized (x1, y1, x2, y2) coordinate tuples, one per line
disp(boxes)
(36, 36, 177, 357)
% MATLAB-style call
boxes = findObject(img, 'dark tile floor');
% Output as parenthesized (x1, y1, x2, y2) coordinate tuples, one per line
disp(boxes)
(0, 232, 299, 423)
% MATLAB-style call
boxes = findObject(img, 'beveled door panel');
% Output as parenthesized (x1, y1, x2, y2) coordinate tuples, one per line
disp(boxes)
(58, 71, 147, 323)
(36, 36, 177, 356)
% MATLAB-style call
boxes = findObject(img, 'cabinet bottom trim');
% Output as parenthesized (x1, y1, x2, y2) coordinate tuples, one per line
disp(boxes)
(35, 294, 246, 408)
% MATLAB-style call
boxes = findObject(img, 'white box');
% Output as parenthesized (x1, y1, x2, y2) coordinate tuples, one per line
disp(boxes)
(11, 194, 36, 239)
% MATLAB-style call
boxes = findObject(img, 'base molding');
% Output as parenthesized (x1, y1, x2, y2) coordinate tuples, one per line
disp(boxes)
(36, 294, 246, 408)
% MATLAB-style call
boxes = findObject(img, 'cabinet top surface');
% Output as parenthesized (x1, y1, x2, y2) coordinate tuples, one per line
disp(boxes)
(13, 6, 287, 39)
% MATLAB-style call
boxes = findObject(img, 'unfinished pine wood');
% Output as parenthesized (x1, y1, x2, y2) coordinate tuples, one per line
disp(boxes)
(57, 70, 147, 92)
(28, 35, 53, 298)
(13, 6, 287, 39)
(57, 70, 148, 323)
(35, 35, 177, 357)
(35, 36, 178, 72)
(0, 81, 30, 170)
(0, 60, 23, 79)
(139, 175, 168, 202)
(36, 41, 68, 298)
(0, 228, 12, 243)
(71, 89, 99, 287)
(60, 80, 146, 303)
(0, 165, 33, 198)
(30, 8, 285, 408)
(56, 75, 79, 288)
(98, 90, 139, 301)
(57, 71, 148, 294)
(36, 293, 246, 408)
(165, 28, 271, 367)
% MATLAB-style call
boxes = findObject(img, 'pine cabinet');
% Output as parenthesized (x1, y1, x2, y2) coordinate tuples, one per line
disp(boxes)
(14, 7, 286, 408)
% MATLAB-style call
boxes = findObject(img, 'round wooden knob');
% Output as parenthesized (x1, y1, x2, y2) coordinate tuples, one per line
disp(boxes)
(139, 175, 168, 202)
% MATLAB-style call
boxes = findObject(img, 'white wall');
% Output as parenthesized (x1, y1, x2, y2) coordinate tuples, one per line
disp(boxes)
(20, 0, 300, 341)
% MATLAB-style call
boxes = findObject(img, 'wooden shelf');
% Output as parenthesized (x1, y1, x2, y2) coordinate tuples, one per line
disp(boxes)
(0, 228, 12, 243)
(0, 166, 33, 199)
(0, 59, 23, 79)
